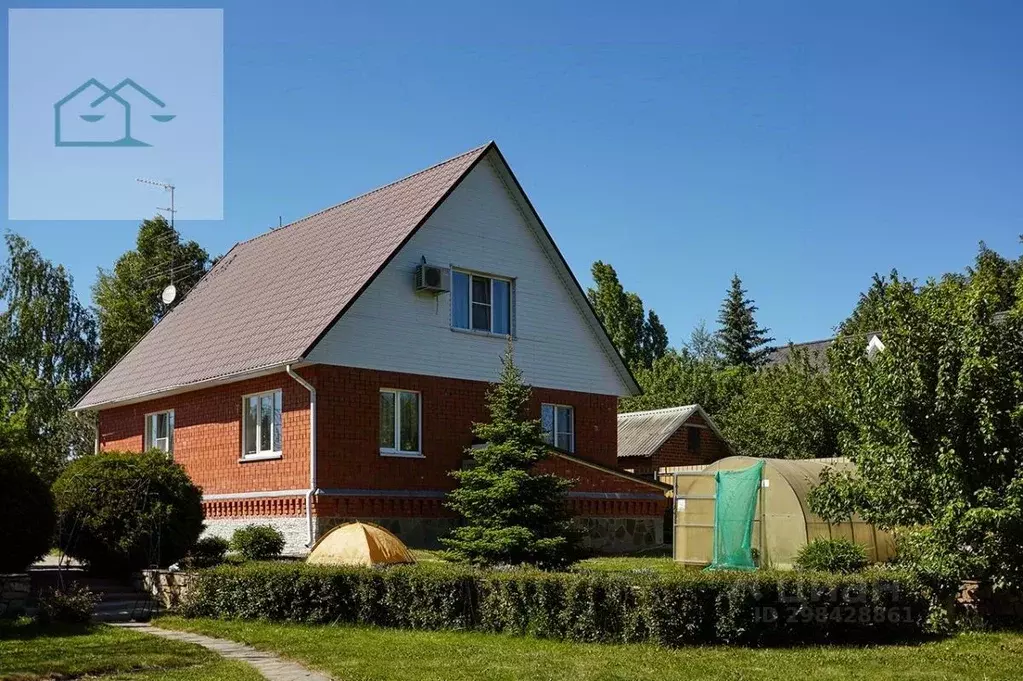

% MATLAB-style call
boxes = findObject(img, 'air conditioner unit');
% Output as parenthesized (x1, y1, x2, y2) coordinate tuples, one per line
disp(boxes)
(415, 264, 451, 293)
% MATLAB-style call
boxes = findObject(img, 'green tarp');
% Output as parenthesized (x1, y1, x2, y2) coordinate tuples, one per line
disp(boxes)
(708, 460, 764, 570)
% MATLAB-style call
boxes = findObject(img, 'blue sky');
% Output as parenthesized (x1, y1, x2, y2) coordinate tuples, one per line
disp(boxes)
(3, 0, 1021, 347)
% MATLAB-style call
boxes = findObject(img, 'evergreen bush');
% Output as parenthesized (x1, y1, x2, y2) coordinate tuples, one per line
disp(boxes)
(188, 535, 230, 568)
(443, 344, 580, 569)
(230, 525, 285, 561)
(52, 451, 203, 574)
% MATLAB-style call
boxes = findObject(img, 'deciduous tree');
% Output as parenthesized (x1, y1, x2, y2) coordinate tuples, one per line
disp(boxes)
(0, 233, 97, 481)
(587, 261, 668, 370)
(809, 244, 1023, 591)
(93, 216, 211, 374)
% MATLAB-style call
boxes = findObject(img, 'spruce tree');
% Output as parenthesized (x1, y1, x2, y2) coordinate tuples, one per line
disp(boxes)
(442, 344, 580, 569)
(716, 274, 774, 367)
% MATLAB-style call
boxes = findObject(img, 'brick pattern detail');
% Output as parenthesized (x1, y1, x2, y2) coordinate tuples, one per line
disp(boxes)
(622, 413, 731, 476)
(203, 497, 306, 519)
(568, 498, 665, 517)
(313, 496, 450, 519)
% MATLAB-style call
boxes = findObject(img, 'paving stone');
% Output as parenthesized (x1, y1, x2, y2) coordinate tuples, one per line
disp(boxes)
(113, 623, 332, 681)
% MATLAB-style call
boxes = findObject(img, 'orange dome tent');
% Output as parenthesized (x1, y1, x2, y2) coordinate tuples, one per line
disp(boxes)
(306, 521, 417, 567)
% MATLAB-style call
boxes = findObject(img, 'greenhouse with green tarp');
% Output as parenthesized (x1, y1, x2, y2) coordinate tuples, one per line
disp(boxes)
(662, 456, 896, 570)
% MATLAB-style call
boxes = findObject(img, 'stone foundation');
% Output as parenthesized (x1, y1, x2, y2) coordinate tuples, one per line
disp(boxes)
(314, 516, 459, 550)
(578, 517, 664, 553)
(1, 574, 31, 617)
(202, 516, 310, 556)
(202, 514, 662, 556)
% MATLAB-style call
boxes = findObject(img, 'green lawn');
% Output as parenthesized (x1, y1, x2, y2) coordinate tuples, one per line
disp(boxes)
(0, 619, 260, 681)
(413, 548, 689, 576)
(157, 616, 1023, 681)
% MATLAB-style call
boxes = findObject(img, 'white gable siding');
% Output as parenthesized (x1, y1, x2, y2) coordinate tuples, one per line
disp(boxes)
(306, 156, 632, 396)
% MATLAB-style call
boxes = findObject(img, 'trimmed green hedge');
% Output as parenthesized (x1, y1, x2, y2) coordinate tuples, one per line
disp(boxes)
(182, 563, 929, 646)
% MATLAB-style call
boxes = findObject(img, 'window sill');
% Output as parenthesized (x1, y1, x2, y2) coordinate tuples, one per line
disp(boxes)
(380, 451, 425, 459)
(450, 327, 513, 340)
(239, 452, 282, 463)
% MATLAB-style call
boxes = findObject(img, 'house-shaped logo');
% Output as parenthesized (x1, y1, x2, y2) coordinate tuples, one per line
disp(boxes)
(54, 78, 176, 147)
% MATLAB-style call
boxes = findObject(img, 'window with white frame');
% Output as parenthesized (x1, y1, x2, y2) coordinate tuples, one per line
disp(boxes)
(144, 410, 174, 454)
(242, 390, 282, 459)
(380, 389, 421, 456)
(451, 270, 511, 335)
(541, 404, 574, 452)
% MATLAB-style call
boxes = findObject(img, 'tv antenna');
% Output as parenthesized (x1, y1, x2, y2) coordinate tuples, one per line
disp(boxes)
(136, 178, 176, 228)
(136, 178, 180, 306)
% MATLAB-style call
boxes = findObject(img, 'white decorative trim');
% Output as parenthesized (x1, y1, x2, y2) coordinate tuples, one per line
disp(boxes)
(238, 453, 282, 463)
(203, 489, 307, 501)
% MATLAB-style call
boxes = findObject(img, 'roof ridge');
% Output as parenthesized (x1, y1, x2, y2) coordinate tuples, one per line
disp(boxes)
(234, 142, 494, 249)
(618, 405, 699, 418)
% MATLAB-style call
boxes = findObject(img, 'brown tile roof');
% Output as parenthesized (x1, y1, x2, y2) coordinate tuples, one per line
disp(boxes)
(76, 143, 492, 410)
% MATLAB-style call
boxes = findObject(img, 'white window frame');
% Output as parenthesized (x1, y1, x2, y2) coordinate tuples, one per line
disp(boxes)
(144, 410, 174, 455)
(541, 403, 575, 453)
(241, 389, 283, 461)
(379, 388, 423, 458)
(451, 269, 513, 336)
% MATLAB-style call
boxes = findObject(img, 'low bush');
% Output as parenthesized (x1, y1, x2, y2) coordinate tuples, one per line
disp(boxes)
(230, 525, 285, 561)
(795, 538, 869, 574)
(0, 451, 57, 573)
(36, 584, 98, 624)
(52, 451, 204, 574)
(188, 536, 230, 569)
(182, 562, 929, 646)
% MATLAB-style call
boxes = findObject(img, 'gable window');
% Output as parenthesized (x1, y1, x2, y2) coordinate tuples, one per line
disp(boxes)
(144, 410, 174, 454)
(242, 390, 282, 459)
(688, 426, 702, 453)
(541, 403, 574, 452)
(380, 389, 421, 456)
(452, 270, 511, 335)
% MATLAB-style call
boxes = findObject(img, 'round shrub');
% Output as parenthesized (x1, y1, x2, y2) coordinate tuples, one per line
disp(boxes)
(230, 524, 285, 561)
(795, 538, 869, 574)
(52, 451, 203, 574)
(0, 451, 57, 573)
(188, 535, 230, 568)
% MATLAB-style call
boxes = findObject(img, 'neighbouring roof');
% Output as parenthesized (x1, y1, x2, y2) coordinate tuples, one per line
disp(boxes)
(76, 142, 638, 410)
(764, 332, 882, 370)
(764, 338, 835, 369)
(617, 405, 727, 459)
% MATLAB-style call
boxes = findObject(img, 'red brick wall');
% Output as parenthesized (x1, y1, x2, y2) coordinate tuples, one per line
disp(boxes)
(622, 413, 731, 476)
(98, 371, 313, 495)
(98, 365, 638, 506)
(310, 365, 619, 491)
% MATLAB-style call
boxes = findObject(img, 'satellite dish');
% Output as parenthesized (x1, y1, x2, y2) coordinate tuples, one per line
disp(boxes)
(161, 284, 178, 305)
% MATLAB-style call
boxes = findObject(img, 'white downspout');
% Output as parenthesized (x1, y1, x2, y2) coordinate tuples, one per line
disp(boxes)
(286, 365, 317, 548)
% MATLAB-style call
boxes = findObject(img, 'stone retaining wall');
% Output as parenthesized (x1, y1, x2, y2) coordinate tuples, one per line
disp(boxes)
(578, 517, 663, 553)
(0, 574, 31, 617)
(137, 569, 194, 609)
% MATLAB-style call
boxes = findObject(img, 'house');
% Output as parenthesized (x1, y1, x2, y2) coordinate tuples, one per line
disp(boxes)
(764, 332, 884, 370)
(74, 142, 670, 554)
(617, 405, 731, 478)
